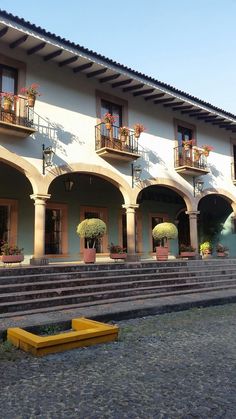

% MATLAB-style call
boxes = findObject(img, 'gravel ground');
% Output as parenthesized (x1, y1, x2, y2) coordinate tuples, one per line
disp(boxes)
(0, 304, 235, 419)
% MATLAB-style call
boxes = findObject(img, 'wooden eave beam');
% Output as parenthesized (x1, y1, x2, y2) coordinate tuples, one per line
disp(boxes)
(145, 93, 165, 101)
(99, 74, 120, 83)
(9, 34, 28, 49)
(0, 27, 8, 38)
(219, 123, 234, 128)
(197, 113, 211, 119)
(164, 101, 185, 108)
(189, 111, 209, 118)
(112, 79, 132, 88)
(123, 83, 144, 92)
(212, 119, 227, 125)
(44, 49, 63, 61)
(154, 97, 175, 104)
(58, 56, 78, 67)
(204, 116, 219, 122)
(73, 62, 93, 72)
(27, 42, 46, 55)
(133, 88, 154, 97)
(87, 68, 107, 78)
(178, 106, 194, 112)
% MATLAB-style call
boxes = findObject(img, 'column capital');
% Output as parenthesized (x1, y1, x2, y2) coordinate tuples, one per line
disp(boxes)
(30, 194, 51, 202)
(122, 204, 139, 210)
(185, 210, 200, 216)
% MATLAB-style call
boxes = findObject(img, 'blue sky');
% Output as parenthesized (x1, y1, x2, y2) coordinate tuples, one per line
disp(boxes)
(0, 0, 236, 113)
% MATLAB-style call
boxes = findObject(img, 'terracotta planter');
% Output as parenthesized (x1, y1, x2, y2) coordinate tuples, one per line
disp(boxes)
(184, 145, 191, 150)
(110, 253, 127, 260)
(105, 122, 112, 130)
(2, 254, 24, 264)
(203, 151, 209, 157)
(217, 252, 226, 257)
(156, 246, 168, 261)
(202, 250, 212, 259)
(180, 251, 196, 258)
(83, 248, 96, 264)
(27, 95, 36, 107)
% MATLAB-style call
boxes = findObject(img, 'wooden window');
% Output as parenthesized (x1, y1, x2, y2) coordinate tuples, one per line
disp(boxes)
(96, 90, 128, 126)
(45, 203, 68, 256)
(101, 99, 122, 127)
(174, 119, 196, 147)
(0, 64, 18, 94)
(0, 199, 18, 245)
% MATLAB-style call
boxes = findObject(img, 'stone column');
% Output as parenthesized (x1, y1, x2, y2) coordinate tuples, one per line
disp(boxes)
(122, 204, 140, 262)
(185, 210, 200, 253)
(30, 194, 51, 265)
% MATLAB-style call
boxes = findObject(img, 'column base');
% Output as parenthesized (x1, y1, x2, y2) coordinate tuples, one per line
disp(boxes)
(126, 253, 140, 262)
(30, 257, 49, 266)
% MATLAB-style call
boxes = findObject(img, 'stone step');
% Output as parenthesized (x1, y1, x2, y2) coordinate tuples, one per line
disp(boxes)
(0, 282, 235, 316)
(0, 264, 236, 285)
(0, 276, 236, 303)
(1, 258, 236, 277)
(0, 270, 235, 294)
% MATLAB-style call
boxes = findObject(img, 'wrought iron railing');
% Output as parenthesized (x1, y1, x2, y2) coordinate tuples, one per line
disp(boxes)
(0, 94, 34, 128)
(95, 123, 139, 154)
(174, 145, 208, 170)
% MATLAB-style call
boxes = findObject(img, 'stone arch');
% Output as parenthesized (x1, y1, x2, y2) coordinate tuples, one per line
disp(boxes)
(44, 163, 132, 204)
(132, 177, 194, 212)
(0, 147, 42, 194)
(196, 188, 236, 209)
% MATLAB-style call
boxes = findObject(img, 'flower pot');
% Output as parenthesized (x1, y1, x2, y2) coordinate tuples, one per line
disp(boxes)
(2, 254, 24, 264)
(105, 122, 112, 130)
(156, 246, 168, 261)
(3, 100, 12, 112)
(83, 248, 96, 264)
(217, 252, 226, 257)
(110, 253, 127, 260)
(203, 151, 209, 157)
(180, 251, 196, 258)
(27, 95, 36, 107)
(134, 131, 140, 139)
(202, 250, 212, 259)
(184, 145, 191, 150)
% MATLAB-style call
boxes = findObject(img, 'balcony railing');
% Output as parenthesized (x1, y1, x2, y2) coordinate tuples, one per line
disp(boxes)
(0, 94, 35, 136)
(174, 145, 209, 176)
(95, 123, 140, 161)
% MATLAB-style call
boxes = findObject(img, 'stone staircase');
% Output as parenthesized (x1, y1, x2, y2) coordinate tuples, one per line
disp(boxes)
(0, 259, 236, 318)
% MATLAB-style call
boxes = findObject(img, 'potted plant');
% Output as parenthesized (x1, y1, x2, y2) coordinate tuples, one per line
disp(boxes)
(102, 113, 117, 130)
(119, 126, 130, 142)
(21, 83, 41, 107)
(202, 144, 213, 157)
(182, 139, 194, 150)
(152, 222, 178, 261)
(0, 92, 18, 112)
(179, 244, 196, 258)
(108, 243, 127, 260)
(1, 242, 24, 264)
(200, 241, 212, 258)
(216, 243, 229, 257)
(133, 123, 145, 139)
(76, 218, 107, 263)
(193, 147, 203, 162)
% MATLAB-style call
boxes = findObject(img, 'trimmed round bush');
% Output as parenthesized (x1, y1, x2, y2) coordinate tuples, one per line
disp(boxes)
(76, 218, 107, 248)
(152, 222, 178, 242)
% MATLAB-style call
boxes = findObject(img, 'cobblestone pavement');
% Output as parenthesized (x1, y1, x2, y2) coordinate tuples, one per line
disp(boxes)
(0, 304, 236, 419)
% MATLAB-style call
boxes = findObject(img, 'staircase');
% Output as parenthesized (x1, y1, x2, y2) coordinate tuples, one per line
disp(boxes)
(0, 259, 236, 318)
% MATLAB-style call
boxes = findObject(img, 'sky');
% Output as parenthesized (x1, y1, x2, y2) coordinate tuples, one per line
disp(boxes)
(0, 0, 236, 113)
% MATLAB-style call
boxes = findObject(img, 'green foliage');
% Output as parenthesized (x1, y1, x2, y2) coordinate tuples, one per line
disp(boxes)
(152, 222, 178, 242)
(200, 241, 212, 253)
(76, 218, 107, 248)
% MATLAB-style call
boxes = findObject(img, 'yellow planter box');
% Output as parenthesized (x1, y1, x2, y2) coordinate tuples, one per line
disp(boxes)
(7, 318, 119, 357)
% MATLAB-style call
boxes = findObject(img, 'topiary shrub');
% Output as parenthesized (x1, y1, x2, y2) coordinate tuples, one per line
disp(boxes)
(152, 222, 178, 247)
(76, 218, 107, 248)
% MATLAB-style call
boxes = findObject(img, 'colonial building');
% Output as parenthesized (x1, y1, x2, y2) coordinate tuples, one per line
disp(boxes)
(0, 10, 236, 264)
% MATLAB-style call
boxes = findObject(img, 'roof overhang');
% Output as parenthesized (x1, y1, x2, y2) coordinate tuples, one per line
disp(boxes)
(1, 10, 236, 132)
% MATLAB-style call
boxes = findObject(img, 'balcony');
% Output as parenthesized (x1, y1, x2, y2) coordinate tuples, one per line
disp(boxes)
(0, 95, 36, 137)
(95, 123, 140, 161)
(174, 146, 209, 176)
